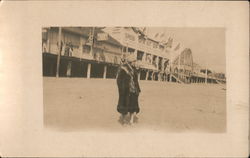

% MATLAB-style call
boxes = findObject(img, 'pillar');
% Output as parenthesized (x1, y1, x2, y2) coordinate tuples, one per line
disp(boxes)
(146, 70, 149, 80)
(56, 27, 62, 78)
(138, 70, 141, 80)
(155, 56, 159, 70)
(162, 59, 165, 72)
(158, 73, 161, 81)
(87, 63, 91, 78)
(103, 65, 107, 79)
(79, 37, 83, 58)
(116, 70, 119, 79)
(142, 52, 146, 62)
(47, 28, 50, 52)
(134, 49, 138, 59)
(66, 61, 72, 77)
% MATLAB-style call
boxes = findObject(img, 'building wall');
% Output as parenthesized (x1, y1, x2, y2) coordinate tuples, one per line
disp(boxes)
(43, 27, 123, 65)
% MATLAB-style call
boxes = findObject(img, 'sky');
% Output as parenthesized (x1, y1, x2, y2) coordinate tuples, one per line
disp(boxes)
(147, 27, 226, 73)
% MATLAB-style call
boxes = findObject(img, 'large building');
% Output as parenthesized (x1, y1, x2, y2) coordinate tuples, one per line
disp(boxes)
(42, 27, 226, 84)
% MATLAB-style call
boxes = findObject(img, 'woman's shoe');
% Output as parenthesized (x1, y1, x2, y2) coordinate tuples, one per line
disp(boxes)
(134, 115, 139, 123)
(118, 115, 125, 125)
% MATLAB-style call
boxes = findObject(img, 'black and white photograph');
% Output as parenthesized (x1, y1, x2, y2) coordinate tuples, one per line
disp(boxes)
(0, 1, 248, 157)
(43, 27, 226, 132)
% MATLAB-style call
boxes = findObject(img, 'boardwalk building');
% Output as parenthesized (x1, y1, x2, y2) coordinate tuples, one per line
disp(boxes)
(42, 27, 225, 84)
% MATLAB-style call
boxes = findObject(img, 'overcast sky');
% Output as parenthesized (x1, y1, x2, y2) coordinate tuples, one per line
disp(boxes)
(147, 27, 226, 73)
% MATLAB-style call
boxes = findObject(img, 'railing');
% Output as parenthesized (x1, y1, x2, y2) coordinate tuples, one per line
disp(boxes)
(171, 73, 191, 84)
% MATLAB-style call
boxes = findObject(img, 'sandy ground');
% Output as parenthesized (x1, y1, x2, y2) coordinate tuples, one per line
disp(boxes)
(43, 77, 226, 132)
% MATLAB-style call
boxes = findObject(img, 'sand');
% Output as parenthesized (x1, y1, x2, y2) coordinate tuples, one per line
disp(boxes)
(43, 77, 226, 132)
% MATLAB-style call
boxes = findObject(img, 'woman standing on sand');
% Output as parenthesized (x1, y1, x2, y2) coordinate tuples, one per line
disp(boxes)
(116, 54, 141, 125)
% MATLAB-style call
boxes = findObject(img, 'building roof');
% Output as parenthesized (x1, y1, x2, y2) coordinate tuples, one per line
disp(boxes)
(95, 28, 123, 47)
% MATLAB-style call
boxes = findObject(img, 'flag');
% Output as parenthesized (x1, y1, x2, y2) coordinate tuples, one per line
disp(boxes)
(86, 28, 94, 46)
(160, 32, 165, 38)
(154, 33, 159, 38)
(97, 33, 108, 41)
(158, 32, 167, 43)
(165, 37, 173, 48)
(174, 43, 180, 51)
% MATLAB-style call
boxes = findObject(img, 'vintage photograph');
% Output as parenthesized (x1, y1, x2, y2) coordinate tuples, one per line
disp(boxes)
(42, 27, 226, 132)
(1, 1, 249, 156)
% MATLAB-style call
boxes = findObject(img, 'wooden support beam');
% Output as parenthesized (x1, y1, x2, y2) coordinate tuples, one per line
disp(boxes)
(87, 63, 91, 78)
(56, 27, 62, 78)
(103, 65, 107, 79)
(146, 70, 149, 80)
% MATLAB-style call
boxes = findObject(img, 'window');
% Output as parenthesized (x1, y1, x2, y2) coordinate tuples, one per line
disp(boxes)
(83, 45, 91, 54)
(137, 51, 144, 61)
(125, 33, 135, 41)
(138, 36, 146, 44)
(153, 42, 158, 49)
(146, 40, 151, 46)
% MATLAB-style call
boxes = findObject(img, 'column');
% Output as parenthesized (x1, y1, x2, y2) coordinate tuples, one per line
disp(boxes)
(146, 70, 149, 80)
(162, 58, 165, 71)
(87, 63, 91, 78)
(66, 61, 72, 77)
(169, 72, 172, 82)
(90, 27, 95, 57)
(116, 69, 119, 79)
(103, 65, 107, 79)
(47, 28, 50, 52)
(155, 56, 159, 70)
(56, 27, 62, 78)
(79, 37, 83, 59)
(134, 49, 138, 59)
(142, 52, 146, 62)
(138, 70, 141, 80)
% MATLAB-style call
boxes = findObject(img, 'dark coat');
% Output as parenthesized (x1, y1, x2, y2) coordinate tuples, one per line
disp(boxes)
(116, 63, 141, 115)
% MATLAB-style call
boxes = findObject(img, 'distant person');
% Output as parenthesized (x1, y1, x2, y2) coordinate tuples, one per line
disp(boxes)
(69, 42, 73, 57)
(116, 54, 141, 125)
(57, 40, 64, 55)
(42, 39, 47, 53)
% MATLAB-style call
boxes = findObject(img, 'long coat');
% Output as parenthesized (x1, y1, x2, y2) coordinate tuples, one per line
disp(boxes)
(116, 63, 141, 115)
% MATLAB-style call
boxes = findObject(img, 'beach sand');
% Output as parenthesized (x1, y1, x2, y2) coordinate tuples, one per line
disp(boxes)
(43, 77, 226, 132)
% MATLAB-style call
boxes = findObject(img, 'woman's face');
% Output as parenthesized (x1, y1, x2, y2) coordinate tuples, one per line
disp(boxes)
(132, 61, 139, 69)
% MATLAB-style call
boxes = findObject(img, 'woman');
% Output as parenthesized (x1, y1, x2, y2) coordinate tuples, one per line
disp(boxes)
(116, 54, 141, 125)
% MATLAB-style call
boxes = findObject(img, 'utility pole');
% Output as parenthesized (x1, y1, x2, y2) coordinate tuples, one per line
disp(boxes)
(56, 27, 62, 78)
(90, 27, 95, 57)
